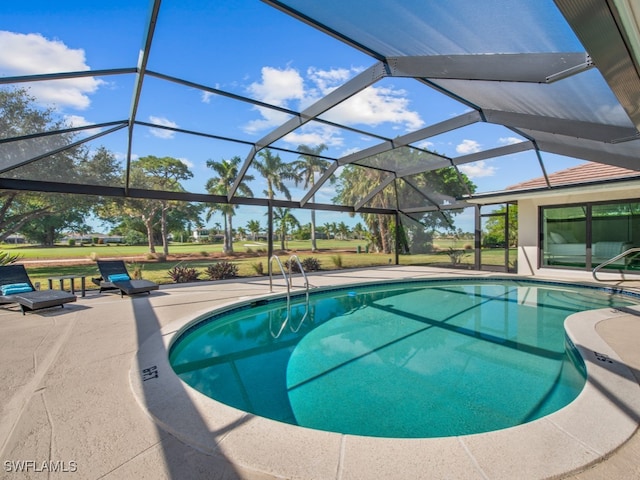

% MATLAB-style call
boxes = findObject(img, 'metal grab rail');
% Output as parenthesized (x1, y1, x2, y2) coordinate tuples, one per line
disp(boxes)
(592, 247, 640, 281)
(268, 255, 311, 337)
(269, 255, 290, 338)
(287, 255, 310, 333)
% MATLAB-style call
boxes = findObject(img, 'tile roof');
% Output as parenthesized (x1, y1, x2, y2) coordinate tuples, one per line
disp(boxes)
(507, 162, 640, 190)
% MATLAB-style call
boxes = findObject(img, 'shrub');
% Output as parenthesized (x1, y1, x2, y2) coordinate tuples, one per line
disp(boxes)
(447, 247, 469, 265)
(205, 261, 239, 280)
(68, 239, 76, 247)
(0, 250, 21, 266)
(168, 265, 200, 283)
(285, 258, 297, 272)
(129, 262, 143, 280)
(301, 257, 321, 271)
(286, 257, 320, 273)
(200, 250, 209, 257)
(124, 230, 146, 246)
(330, 254, 343, 268)
(250, 261, 264, 275)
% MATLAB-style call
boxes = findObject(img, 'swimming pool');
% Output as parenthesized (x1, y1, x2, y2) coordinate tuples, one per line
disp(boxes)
(168, 278, 639, 438)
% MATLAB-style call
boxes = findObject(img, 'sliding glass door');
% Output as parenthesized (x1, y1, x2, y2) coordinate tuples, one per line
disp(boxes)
(541, 200, 640, 271)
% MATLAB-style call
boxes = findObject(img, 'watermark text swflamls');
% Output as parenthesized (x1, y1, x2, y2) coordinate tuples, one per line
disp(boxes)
(4, 460, 78, 473)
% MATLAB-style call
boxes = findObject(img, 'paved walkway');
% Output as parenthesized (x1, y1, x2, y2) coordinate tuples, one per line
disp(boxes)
(0, 266, 639, 479)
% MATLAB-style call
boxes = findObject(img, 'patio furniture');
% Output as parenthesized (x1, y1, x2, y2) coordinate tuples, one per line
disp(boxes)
(48, 274, 87, 297)
(96, 260, 159, 297)
(0, 265, 77, 314)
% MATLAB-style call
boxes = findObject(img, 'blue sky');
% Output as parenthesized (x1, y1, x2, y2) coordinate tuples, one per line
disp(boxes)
(0, 0, 587, 234)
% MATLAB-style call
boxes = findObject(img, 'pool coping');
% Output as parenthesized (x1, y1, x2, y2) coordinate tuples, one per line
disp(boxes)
(130, 279, 640, 479)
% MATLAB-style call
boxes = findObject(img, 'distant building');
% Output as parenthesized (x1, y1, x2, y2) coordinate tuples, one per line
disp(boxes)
(4, 234, 26, 244)
(192, 229, 210, 242)
(63, 233, 125, 244)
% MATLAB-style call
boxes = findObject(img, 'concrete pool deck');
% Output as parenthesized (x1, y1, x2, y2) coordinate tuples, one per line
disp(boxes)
(1, 266, 639, 479)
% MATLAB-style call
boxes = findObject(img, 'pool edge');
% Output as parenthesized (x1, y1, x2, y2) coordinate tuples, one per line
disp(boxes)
(130, 279, 640, 480)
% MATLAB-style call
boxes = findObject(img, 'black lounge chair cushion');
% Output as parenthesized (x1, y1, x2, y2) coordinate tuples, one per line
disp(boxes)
(0, 265, 76, 313)
(96, 260, 159, 296)
(1, 289, 76, 311)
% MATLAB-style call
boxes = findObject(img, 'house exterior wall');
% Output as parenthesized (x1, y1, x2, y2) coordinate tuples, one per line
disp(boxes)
(516, 182, 640, 279)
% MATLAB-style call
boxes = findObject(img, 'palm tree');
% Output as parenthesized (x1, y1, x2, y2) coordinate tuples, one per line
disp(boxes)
(334, 165, 394, 253)
(337, 221, 350, 240)
(273, 207, 300, 250)
(353, 222, 366, 240)
(246, 219, 261, 241)
(293, 144, 330, 251)
(205, 156, 254, 254)
(253, 148, 298, 200)
(323, 222, 336, 240)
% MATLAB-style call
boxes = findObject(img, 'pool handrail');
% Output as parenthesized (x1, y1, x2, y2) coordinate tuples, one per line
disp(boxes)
(269, 255, 290, 338)
(592, 247, 640, 281)
(288, 255, 309, 333)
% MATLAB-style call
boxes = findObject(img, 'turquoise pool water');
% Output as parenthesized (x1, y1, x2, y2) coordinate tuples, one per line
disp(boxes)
(169, 279, 639, 438)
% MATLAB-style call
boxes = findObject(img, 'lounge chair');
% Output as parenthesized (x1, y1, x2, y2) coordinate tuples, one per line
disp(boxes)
(0, 265, 77, 314)
(96, 260, 159, 297)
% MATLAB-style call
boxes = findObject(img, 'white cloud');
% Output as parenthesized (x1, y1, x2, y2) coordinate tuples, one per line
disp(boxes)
(282, 125, 344, 148)
(306, 66, 351, 93)
(243, 65, 424, 144)
(243, 106, 291, 135)
(247, 66, 305, 106)
(324, 85, 424, 130)
(458, 160, 496, 178)
(498, 136, 523, 145)
(64, 114, 102, 136)
(148, 116, 178, 139)
(178, 157, 194, 168)
(0, 31, 102, 109)
(201, 91, 215, 103)
(456, 139, 482, 154)
(415, 140, 434, 150)
(64, 114, 90, 128)
(113, 152, 138, 162)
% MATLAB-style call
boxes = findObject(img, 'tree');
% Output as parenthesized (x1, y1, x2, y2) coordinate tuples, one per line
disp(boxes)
(293, 144, 330, 251)
(353, 222, 366, 240)
(246, 219, 261, 241)
(20, 193, 88, 245)
(135, 156, 193, 256)
(336, 221, 350, 240)
(334, 148, 476, 254)
(273, 208, 300, 250)
(96, 156, 194, 255)
(323, 222, 337, 240)
(205, 156, 254, 254)
(0, 88, 96, 242)
(253, 148, 298, 200)
(334, 164, 395, 253)
(484, 204, 518, 247)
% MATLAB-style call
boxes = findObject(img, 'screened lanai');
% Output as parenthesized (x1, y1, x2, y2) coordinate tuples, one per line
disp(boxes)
(1, 0, 640, 264)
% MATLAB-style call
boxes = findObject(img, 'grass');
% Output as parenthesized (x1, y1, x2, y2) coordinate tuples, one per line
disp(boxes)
(2, 240, 515, 290)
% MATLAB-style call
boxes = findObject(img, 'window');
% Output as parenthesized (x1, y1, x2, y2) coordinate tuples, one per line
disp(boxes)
(541, 201, 640, 271)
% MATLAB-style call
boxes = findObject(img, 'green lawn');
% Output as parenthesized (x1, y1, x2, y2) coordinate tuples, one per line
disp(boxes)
(2, 240, 514, 290)
(2, 238, 366, 259)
